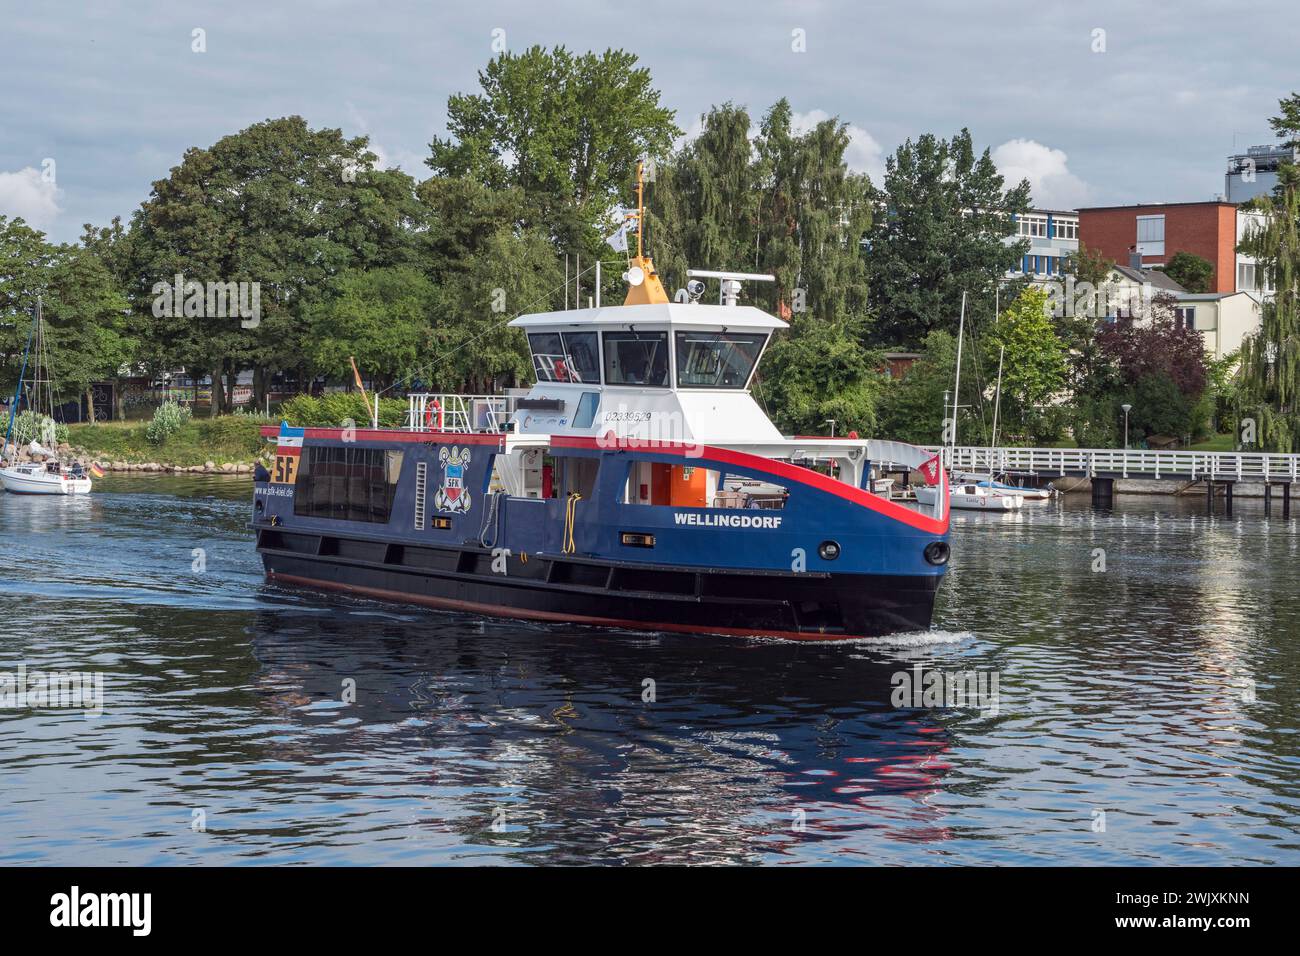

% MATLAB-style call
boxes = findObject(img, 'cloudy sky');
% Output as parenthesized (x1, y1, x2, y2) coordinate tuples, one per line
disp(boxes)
(3, 0, 1297, 244)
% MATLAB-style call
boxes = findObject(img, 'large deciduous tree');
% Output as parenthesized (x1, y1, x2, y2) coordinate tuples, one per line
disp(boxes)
(128, 116, 421, 413)
(428, 45, 679, 254)
(869, 129, 1030, 348)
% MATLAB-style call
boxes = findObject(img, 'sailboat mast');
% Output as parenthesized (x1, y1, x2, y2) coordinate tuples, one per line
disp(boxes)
(950, 291, 967, 448)
(991, 343, 1005, 448)
(3, 297, 39, 456)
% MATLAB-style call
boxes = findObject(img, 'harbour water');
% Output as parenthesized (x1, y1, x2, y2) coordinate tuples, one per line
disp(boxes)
(1, 475, 1297, 865)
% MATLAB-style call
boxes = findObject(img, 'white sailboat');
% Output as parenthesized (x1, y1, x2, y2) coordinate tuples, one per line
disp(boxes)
(916, 481, 1023, 511)
(925, 293, 1022, 513)
(1, 297, 93, 495)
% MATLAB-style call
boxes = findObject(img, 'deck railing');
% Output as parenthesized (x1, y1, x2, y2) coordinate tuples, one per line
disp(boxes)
(929, 445, 1300, 482)
(407, 394, 518, 433)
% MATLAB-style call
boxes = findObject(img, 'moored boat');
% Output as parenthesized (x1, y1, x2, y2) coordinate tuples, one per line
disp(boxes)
(916, 482, 1023, 511)
(953, 474, 1052, 501)
(0, 461, 93, 495)
(1, 297, 92, 496)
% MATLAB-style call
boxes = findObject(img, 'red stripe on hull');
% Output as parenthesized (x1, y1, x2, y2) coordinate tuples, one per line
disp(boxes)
(268, 571, 871, 642)
(259, 426, 947, 534)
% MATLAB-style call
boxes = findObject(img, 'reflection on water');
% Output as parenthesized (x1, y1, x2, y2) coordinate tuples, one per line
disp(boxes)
(0, 477, 1297, 864)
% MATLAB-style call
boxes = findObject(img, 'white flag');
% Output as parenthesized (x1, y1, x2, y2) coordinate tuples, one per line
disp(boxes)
(605, 221, 631, 253)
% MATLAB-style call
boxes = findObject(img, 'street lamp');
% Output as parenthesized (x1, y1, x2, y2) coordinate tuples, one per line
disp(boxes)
(1121, 403, 1132, 450)
(824, 419, 837, 438)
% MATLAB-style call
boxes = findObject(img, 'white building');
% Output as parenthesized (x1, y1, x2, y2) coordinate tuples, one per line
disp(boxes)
(1006, 209, 1079, 282)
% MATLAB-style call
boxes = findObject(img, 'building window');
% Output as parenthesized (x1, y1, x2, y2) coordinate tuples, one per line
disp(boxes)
(1018, 215, 1048, 238)
(294, 446, 403, 523)
(602, 331, 670, 387)
(1175, 307, 1196, 330)
(1052, 219, 1078, 240)
(1136, 215, 1165, 256)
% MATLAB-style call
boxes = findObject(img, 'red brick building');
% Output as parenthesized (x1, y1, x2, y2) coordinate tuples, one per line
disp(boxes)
(1077, 201, 1238, 293)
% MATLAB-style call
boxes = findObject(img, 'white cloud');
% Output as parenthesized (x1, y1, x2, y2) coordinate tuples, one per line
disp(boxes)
(991, 138, 1091, 210)
(791, 109, 886, 183)
(0, 167, 62, 231)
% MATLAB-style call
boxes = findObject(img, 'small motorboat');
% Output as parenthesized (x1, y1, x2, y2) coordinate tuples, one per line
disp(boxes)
(915, 482, 1023, 511)
(955, 474, 1052, 501)
(0, 460, 92, 495)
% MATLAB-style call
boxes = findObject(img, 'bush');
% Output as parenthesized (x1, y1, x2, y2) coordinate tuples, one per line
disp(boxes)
(145, 400, 193, 444)
(279, 393, 408, 428)
(11, 410, 67, 448)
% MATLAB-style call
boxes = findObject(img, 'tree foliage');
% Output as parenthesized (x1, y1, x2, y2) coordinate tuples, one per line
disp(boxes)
(984, 286, 1068, 442)
(1163, 251, 1214, 293)
(429, 45, 679, 254)
(1238, 92, 1300, 451)
(757, 315, 882, 436)
(869, 129, 1031, 347)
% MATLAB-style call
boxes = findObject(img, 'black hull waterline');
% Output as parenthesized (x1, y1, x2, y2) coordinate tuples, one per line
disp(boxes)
(255, 527, 939, 640)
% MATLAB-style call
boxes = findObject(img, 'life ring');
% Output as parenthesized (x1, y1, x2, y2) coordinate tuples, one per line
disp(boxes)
(424, 399, 443, 431)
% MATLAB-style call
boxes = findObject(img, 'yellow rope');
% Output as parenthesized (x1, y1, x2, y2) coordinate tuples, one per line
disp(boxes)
(562, 492, 582, 554)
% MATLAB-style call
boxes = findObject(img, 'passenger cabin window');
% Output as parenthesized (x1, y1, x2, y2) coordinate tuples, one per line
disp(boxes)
(603, 331, 669, 387)
(623, 462, 787, 510)
(675, 331, 767, 389)
(528, 331, 600, 384)
(294, 446, 403, 523)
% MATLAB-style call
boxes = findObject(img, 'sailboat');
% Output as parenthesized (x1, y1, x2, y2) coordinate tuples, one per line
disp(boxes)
(914, 293, 1022, 513)
(950, 341, 1051, 501)
(0, 298, 93, 495)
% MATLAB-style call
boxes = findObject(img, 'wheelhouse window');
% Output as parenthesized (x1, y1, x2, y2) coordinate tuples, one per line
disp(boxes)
(602, 331, 669, 387)
(674, 331, 766, 389)
(294, 446, 403, 523)
(528, 331, 601, 384)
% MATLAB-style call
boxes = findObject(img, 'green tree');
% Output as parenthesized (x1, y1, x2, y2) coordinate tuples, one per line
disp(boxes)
(984, 286, 1068, 442)
(753, 100, 873, 322)
(304, 266, 439, 390)
(1163, 251, 1214, 293)
(417, 176, 563, 392)
(644, 103, 757, 293)
(757, 314, 883, 436)
(428, 46, 679, 254)
(875, 330, 957, 445)
(1238, 92, 1300, 451)
(869, 129, 1031, 347)
(0, 217, 131, 423)
(128, 116, 421, 413)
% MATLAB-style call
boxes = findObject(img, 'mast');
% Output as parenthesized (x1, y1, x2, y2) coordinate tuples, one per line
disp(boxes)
(3, 297, 39, 457)
(991, 343, 1005, 448)
(621, 159, 669, 306)
(950, 291, 967, 448)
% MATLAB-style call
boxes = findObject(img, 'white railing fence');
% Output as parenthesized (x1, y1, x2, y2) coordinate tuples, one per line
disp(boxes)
(928, 446, 1300, 482)
(407, 394, 518, 433)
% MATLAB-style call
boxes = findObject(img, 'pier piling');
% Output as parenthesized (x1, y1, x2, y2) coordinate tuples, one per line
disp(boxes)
(1265, 483, 1272, 517)
(1225, 481, 1234, 516)
(1091, 476, 1114, 508)
(1285, 483, 1292, 520)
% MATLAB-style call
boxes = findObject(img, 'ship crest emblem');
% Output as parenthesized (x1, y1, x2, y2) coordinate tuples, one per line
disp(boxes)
(435, 446, 472, 514)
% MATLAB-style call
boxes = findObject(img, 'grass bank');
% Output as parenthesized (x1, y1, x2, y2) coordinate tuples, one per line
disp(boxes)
(67, 415, 273, 467)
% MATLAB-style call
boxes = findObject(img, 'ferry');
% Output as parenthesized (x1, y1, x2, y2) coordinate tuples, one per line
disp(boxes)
(251, 175, 951, 640)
